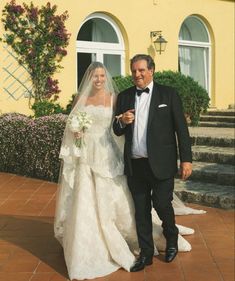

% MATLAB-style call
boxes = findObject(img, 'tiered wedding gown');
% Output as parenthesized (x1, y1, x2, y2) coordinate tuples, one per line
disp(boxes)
(54, 105, 205, 280)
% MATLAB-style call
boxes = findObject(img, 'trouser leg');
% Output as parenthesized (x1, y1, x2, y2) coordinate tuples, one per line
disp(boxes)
(151, 177, 179, 246)
(127, 159, 154, 257)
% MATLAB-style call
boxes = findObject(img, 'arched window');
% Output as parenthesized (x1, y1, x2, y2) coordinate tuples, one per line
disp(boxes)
(178, 16, 211, 95)
(76, 13, 125, 86)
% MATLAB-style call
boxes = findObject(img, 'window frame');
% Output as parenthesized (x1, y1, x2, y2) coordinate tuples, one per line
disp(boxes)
(178, 16, 211, 97)
(76, 12, 125, 87)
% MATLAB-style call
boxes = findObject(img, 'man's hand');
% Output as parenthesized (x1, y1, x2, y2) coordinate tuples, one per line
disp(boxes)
(179, 162, 192, 180)
(74, 131, 83, 139)
(121, 109, 135, 124)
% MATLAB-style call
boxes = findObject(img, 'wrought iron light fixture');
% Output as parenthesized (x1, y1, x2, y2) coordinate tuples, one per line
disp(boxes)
(150, 31, 167, 54)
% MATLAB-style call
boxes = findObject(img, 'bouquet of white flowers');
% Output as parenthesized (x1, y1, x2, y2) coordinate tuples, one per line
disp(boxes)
(68, 111, 92, 148)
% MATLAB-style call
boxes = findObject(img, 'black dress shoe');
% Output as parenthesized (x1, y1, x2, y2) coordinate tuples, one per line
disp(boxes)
(165, 247, 178, 262)
(130, 256, 153, 272)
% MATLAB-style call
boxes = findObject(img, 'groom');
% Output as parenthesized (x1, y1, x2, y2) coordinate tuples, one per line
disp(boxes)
(113, 54, 192, 272)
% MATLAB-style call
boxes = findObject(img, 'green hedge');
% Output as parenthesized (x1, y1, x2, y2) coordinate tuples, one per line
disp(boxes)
(0, 113, 67, 182)
(0, 113, 31, 174)
(0, 71, 209, 181)
(24, 114, 67, 181)
(31, 100, 65, 118)
(52, 71, 209, 125)
(113, 70, 210, 125)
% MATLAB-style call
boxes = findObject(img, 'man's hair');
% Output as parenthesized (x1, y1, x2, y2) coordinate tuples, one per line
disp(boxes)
(130, 54, 155, 72)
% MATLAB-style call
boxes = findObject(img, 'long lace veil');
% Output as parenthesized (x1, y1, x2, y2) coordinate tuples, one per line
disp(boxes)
(54, 62, 205, 243)
(54, 62, 124, 242)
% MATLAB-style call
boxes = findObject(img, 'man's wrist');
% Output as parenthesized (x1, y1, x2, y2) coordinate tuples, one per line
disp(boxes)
(115, 114, 126, 128)
(119, 119, 126, 128)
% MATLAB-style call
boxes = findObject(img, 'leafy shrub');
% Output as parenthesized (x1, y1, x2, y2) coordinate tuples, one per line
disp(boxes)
(154, 71, 210, 125)
(24, 114, 67, 181)
(0, 113, 67, 181)
(32, 100, 65, 118)
(0, 113, 32, 174)
(113, 71, 210, 125)
(32, 93, 77, 117)
(1, 1, 70, 103)
(0, 71, 209, 180)
(113, 75, 133, 92)
(63, 93, 77, 115)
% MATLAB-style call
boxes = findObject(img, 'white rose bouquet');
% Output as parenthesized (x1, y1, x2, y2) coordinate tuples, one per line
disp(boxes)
(68, 111, 92, 148)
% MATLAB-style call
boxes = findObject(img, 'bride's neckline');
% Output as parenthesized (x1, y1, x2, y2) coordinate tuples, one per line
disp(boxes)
(84, 104, 111, 109)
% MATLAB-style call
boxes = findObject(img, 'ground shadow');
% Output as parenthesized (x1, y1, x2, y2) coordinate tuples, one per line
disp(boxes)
(0, 214, 68, 278)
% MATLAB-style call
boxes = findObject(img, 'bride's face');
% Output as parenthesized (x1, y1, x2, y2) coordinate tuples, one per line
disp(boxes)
(91, 67, 106, 90)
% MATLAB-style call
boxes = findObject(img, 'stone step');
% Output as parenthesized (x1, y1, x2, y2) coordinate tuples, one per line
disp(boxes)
(191, 136, 235, 147)
(200, 115, 235, 123)
(189, 126, 235, 139)
(174, 179, 235, 209)
(202, 110, 235, 117)
(189, 127, 235, 148)
(192, 145, 235, 165)
(189, 161, 235, 186)
(199, 121, 235, 128)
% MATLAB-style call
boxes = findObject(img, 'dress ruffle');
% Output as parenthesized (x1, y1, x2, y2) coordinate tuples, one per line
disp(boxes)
(54, 105, 205, 280)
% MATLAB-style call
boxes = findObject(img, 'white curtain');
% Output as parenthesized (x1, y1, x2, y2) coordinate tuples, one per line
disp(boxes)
(92, 21, 101, 42)
(91, 22, 121, 77)
(179, 45, 208, 90)
(104, 54, 121, 77)
(179, 46, 191, 76)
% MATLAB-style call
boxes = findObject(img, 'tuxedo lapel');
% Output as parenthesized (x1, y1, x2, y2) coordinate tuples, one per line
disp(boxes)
(129, 87, 136, 110)
(147, 83, 160, 131)
(128, 87, 136, 133)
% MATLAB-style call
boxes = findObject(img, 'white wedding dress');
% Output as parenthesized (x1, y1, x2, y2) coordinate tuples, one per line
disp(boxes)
(54, 105, 205, 280)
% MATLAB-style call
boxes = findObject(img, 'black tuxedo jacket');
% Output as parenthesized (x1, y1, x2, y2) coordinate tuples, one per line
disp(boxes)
(113, 82, 192, 179)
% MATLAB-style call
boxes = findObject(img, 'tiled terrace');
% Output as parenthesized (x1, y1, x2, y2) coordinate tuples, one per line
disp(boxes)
(0, 172, 234, 281)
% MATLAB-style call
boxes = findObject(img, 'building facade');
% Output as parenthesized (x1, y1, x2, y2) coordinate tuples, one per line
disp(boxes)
(0, 0, 234, 114)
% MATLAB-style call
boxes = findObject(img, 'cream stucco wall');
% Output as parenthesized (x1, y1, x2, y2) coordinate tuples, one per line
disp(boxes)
(0, 0, 234, 115)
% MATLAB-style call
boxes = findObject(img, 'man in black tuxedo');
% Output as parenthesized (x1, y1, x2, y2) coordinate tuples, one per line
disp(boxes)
(113, 54, 192, 272)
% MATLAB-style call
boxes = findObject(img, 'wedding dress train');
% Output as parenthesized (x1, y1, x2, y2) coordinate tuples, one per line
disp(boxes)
(54, 105, 205, 280)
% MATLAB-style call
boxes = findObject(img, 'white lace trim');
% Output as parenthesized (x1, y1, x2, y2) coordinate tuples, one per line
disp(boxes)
(54, 106, 205, 280)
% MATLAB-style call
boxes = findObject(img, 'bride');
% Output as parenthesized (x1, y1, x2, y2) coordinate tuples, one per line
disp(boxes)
(54, 62, 205, 280)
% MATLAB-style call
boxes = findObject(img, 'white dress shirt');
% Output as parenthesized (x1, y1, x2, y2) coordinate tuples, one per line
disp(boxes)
(132, 81, 153, 158)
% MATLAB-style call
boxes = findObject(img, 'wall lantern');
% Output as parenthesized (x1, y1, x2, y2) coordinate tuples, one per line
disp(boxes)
(150, 31, 167, 54)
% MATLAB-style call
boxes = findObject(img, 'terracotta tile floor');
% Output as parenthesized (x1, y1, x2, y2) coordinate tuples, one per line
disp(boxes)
(0, 172, 234, 281)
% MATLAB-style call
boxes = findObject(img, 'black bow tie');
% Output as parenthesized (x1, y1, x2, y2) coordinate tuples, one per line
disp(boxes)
(136, 87, 150, 96)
